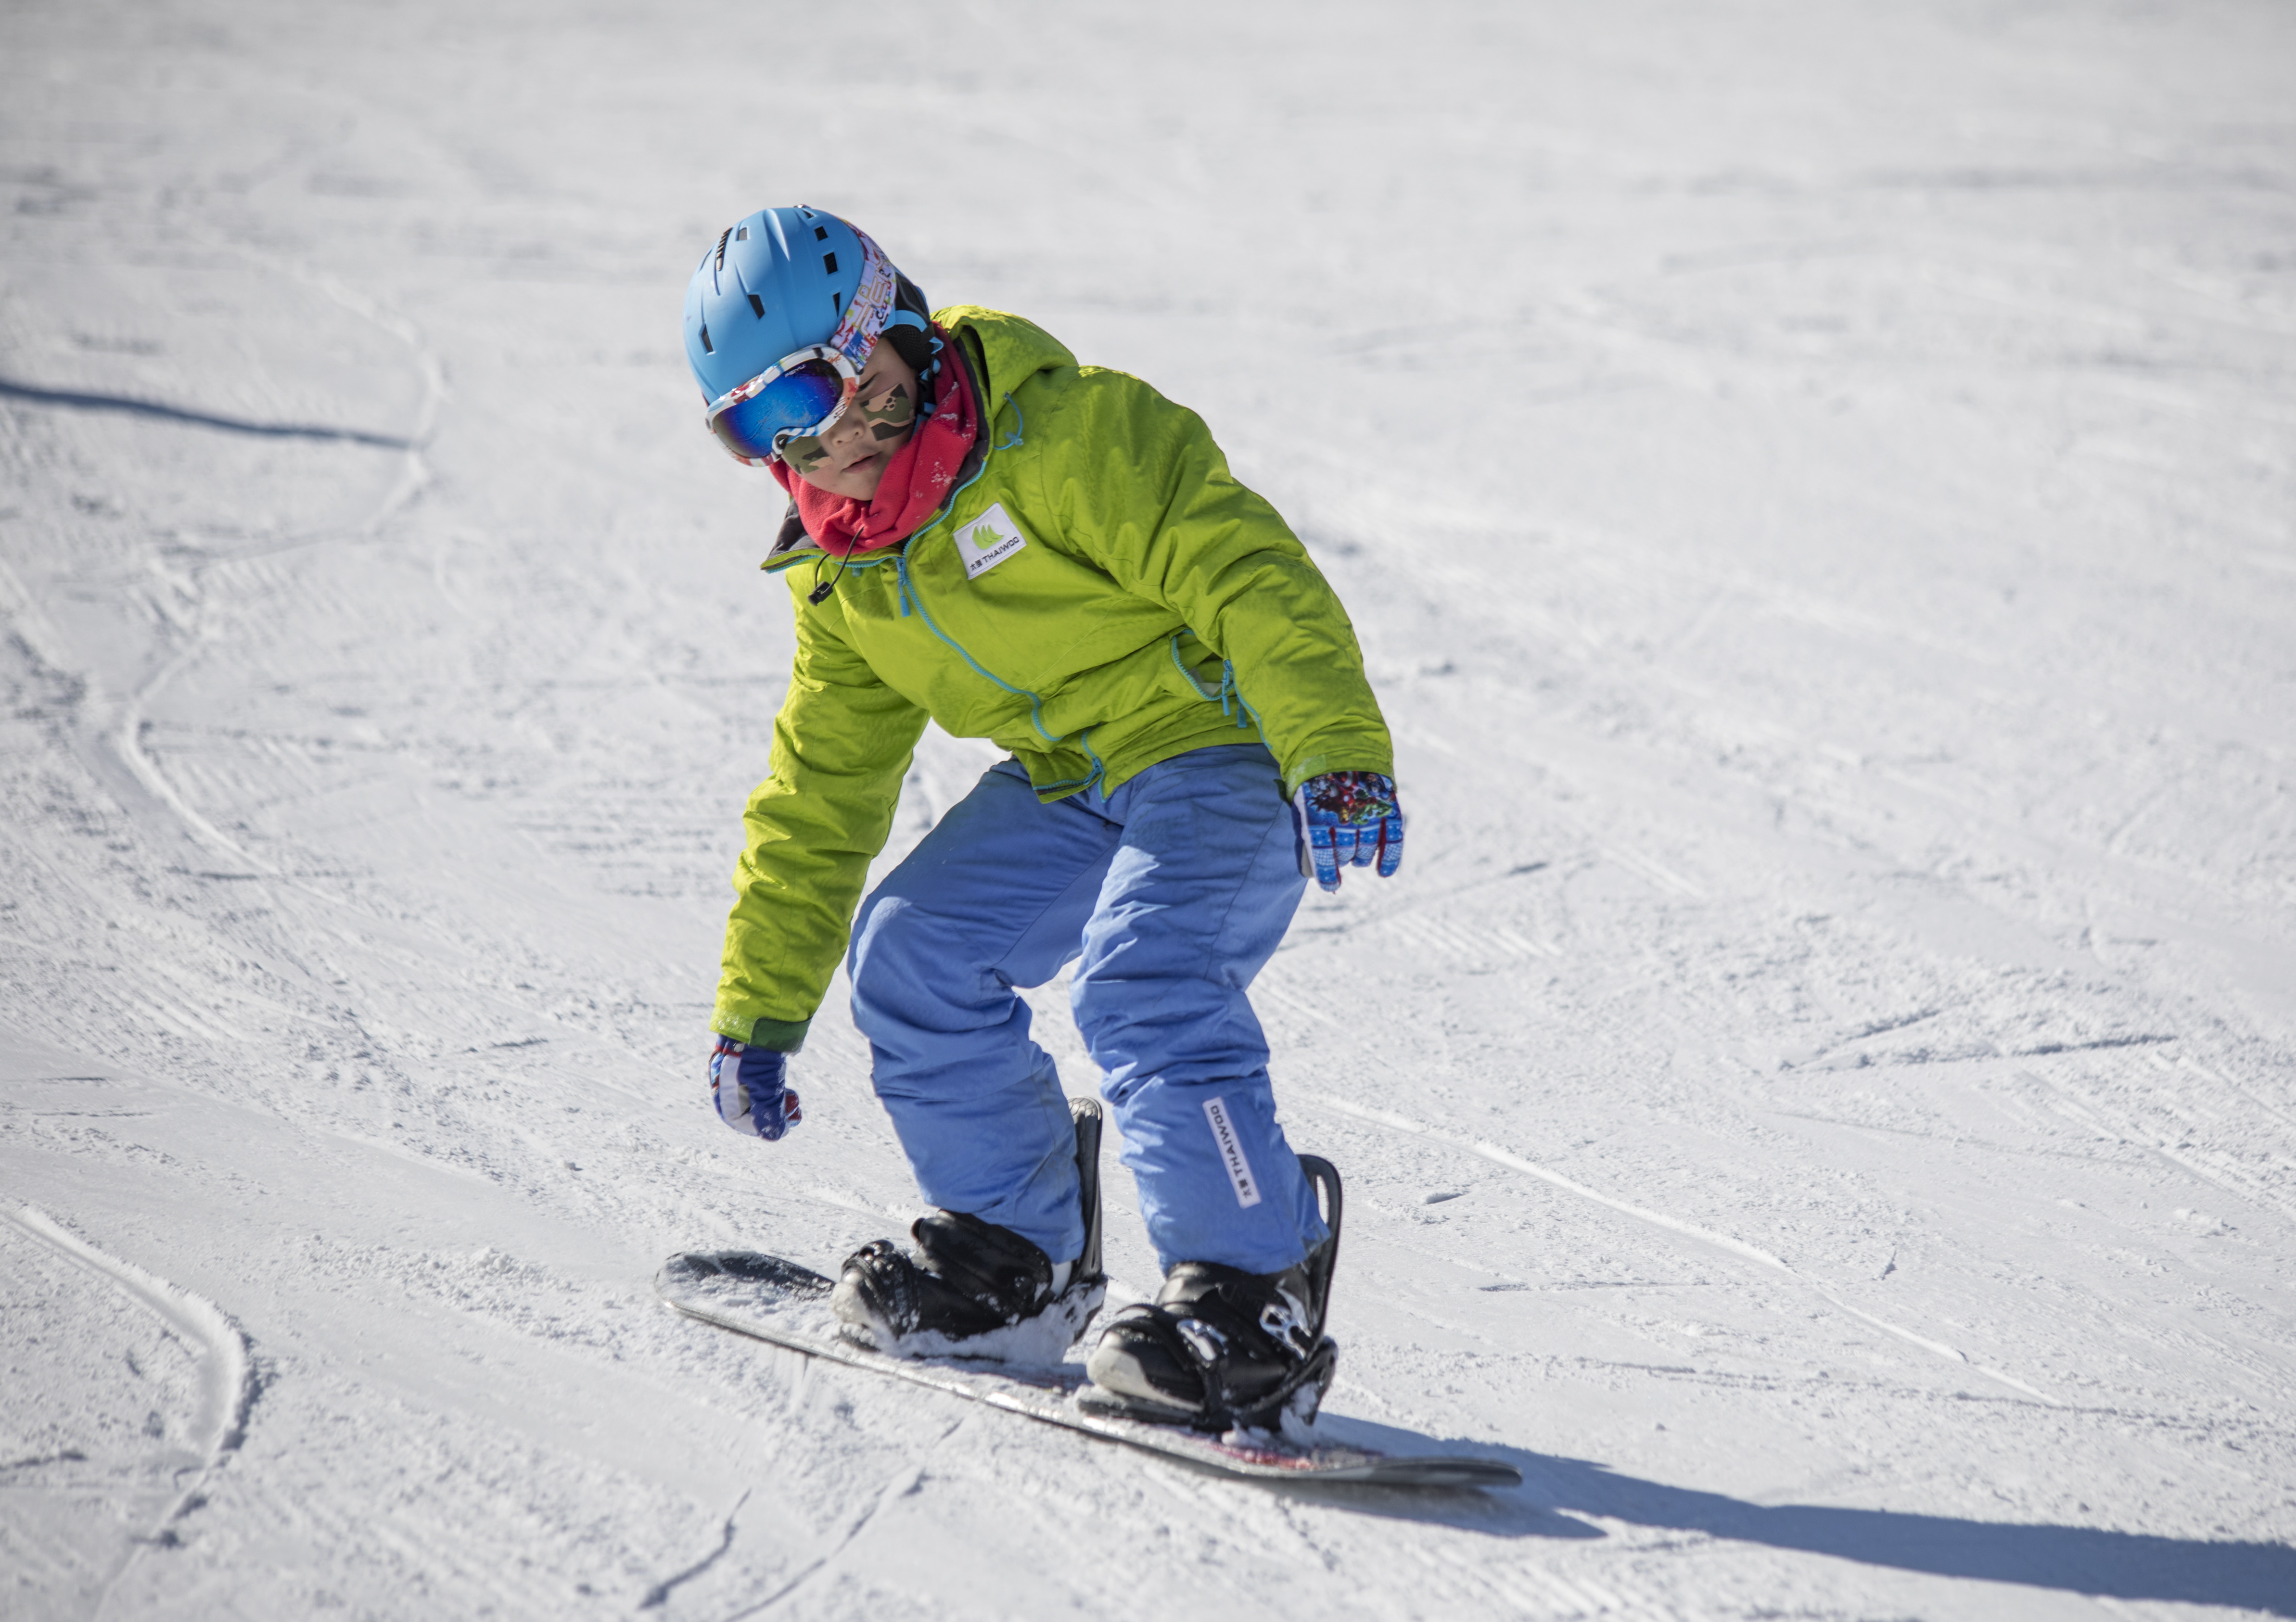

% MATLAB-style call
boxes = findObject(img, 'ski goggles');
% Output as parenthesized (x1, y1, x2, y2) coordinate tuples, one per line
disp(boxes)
(703, 345, 859, 467)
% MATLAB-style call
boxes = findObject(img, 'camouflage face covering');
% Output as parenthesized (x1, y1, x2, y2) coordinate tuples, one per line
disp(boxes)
(776, 380, 916, 475)
(861, 382, 917, 439)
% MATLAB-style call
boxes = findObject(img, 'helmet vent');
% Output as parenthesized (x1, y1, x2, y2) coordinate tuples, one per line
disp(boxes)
(698, 323, 713, 355)
(736, 226, 748, 241)
(822, 252, 839, 276)
(814, 226, 828, 241)
(714, 228, 731, 271)
(832, 291, 842, 315)
(748, 292, 765, 317)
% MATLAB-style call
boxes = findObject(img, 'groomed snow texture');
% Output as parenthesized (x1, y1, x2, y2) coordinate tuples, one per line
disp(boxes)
(3, 1, 2293, 1617)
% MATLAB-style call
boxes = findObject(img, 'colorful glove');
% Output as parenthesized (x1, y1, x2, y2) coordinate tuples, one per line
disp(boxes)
(1289, 771, 1405, 893)
(710, 1036, 802, 1140)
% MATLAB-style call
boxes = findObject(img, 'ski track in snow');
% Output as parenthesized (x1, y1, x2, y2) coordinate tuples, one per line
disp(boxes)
(5, 0, 2296, 1617)
(0, 1206, 254, 1619)
(1304, 1091, 2057, 1402)
(100, 242, 444, 885)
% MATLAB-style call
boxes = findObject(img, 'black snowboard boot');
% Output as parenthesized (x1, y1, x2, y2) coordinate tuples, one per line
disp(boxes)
(833, 1097, 1107, 1354)
(1080, 1155, 1342, 1432)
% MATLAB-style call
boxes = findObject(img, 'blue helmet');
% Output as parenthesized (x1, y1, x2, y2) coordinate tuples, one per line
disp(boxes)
(683, 206, 934, 463)
(688, 206, 944, 394)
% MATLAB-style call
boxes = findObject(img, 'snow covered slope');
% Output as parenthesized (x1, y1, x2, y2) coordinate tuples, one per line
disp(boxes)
(3, 0, 2292, 1615)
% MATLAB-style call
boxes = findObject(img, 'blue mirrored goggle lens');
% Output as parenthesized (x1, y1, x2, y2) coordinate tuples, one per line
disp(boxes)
(708, 361, 848, 461)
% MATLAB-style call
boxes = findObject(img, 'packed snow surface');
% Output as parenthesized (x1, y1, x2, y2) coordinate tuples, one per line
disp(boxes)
(4, 1, 2294, 1616)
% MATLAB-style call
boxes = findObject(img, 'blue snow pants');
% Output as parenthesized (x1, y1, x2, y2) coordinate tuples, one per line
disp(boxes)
(847, 743, 1329, 1276)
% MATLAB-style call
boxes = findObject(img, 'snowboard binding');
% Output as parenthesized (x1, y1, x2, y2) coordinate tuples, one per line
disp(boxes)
(1080, 1155, 1343, 1435)
(832, 1096, 1107, 1358)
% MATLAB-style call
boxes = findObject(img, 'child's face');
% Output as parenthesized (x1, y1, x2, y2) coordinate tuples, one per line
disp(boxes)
(780, 337, 920, 500)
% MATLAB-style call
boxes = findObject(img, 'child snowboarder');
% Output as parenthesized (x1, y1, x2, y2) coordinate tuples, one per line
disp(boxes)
(687, 206, 1404, 1432)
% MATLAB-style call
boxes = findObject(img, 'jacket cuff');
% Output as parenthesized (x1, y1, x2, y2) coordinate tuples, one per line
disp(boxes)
(711, 1012, 811, 1053)
(1283, 754, 1398, 797)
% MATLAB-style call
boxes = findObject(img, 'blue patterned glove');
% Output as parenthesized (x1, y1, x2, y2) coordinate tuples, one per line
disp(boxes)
(1289, 771, 1405, 893)
(710, 1036, 802, 1140)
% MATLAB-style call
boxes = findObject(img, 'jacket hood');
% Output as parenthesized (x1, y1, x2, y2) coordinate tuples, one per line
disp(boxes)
(937, 305, 1077, 413)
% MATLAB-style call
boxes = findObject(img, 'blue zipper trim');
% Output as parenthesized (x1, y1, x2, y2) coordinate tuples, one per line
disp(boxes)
(1169, 634, 1219, 698)
(896, 549, 1101, 794)
(792, 379, 1098, 791)
(893, 386, 1099, 788)
(1168, 634, 1255, 730)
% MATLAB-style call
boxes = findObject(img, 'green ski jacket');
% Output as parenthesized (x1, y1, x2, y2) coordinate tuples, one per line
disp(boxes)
(714, 306, 1393, 1052)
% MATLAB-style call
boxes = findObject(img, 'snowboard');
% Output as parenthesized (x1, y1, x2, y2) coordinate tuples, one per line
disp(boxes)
(655, 1247, 1521, 1489)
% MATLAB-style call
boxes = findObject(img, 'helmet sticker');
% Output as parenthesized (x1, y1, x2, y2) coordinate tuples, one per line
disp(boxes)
(822, 224, 897, 371)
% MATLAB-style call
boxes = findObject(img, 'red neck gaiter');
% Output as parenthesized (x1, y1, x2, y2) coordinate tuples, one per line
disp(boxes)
(772, 329, 981, 558)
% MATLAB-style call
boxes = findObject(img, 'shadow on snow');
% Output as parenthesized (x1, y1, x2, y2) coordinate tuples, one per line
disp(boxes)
(1294, 1419, 2295, 1615)
(0, 377, 415, 450)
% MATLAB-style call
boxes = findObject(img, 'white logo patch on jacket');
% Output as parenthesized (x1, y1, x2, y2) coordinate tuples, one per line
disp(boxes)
(953, 502, 1029, 580)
